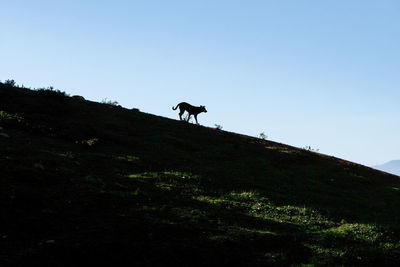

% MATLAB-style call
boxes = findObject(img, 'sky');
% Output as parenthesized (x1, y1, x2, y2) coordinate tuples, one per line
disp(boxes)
(1, 0, 400, 166)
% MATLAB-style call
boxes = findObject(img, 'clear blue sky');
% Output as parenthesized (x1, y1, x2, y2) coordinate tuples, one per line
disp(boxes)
(1, 0, 400, 166)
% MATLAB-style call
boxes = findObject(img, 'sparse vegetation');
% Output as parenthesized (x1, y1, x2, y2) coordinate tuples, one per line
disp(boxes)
(258, 132, 267, 140)
(35, 86, 69, 98)
(4, 79, 16, 87)
(1, 83, 400, 266)
(303, 145, 319, 152)
(214, 124, 223, 130)
(101, 97, 119, 106)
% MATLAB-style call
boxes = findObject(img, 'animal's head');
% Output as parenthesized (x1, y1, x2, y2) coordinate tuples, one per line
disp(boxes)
(201, 105, 207, 113)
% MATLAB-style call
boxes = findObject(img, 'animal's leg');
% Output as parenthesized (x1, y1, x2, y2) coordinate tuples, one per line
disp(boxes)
(179, 110, 184, 120)
(186, 114, 191, 122)
(194, 115, 199, 125)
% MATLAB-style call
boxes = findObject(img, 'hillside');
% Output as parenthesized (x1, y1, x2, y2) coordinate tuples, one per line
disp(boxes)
(1, 82, 400, 266)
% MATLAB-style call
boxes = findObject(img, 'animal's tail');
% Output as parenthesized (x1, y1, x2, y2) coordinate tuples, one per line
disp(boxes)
(172, 103, 180, 110)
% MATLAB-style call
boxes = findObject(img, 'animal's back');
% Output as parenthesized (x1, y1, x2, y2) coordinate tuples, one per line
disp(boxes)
(179, 102, 190, 107)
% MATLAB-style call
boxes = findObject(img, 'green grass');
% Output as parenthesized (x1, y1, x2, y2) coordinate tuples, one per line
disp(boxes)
(1, 83, 400, 266)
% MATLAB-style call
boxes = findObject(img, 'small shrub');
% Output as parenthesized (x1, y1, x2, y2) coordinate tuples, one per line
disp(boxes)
(4, 79, 16, 87)
(215, 124, 223, 130)
(101, 98, 119, 106)
(258, 132, 267, 140)
(303, 145, 319, 152)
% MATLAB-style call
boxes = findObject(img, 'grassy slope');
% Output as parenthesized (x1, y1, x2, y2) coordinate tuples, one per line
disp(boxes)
(1, 84, 400, 266)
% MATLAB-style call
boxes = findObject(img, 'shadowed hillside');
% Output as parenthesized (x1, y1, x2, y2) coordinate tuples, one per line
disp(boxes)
(1, 82, 400, 266)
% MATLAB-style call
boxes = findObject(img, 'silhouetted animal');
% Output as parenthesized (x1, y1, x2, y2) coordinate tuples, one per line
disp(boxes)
(172, 102, 207, 125)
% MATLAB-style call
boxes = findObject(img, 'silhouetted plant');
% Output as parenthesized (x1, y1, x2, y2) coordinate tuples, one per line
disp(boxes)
(4, 79, 16, 87)
(101, 98, 119, 106)
(215, 124, 223, 130)
(303, 145, 319, 152)
(258, 132, 267, 140)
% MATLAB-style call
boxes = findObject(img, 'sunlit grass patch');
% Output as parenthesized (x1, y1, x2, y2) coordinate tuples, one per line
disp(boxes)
(229, 191, 262, 201)
(303, 223, 400, 265)
(126, 171, 202, 196)
(196, 195, 229, 206)
(0, 110, 24, 122)
(263, 145, 298, 154)
(305, 242, 347, 259)
(127, 171, 199, 181)
(163, 171, 200, 180)
(196, 192, 334, 230)
(325, 223, 383, 242)
(115, 155, 140, 162)
(127, 172, 157, 179)
(156, 183, 174, 191)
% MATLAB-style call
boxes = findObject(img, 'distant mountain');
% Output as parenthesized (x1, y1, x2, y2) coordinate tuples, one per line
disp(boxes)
(374, 160, 400, 176)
